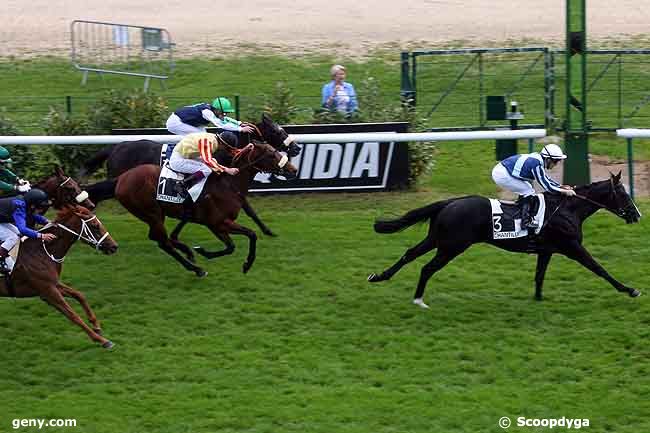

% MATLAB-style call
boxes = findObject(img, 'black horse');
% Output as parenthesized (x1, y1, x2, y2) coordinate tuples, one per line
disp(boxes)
(368, 173, 642, 308)
(79, 113, 301, 236)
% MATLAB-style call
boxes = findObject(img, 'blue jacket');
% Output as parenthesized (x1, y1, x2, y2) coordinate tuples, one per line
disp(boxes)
(0, 197, 48, 239)
(500, 153, 564, 193)
(174, 103, 214, 127)
(321, 81, 358, 113)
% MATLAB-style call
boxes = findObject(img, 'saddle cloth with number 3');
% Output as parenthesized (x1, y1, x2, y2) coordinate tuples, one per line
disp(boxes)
(489, 194, 546, 239)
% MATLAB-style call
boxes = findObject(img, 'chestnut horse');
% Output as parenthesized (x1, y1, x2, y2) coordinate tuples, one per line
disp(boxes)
(108, 142, 297, 276)
(0, 205, 118, 348)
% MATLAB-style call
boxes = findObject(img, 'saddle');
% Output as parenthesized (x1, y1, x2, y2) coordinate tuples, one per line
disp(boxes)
(489, 194, 546, 240)
(156, 163, 209, 204)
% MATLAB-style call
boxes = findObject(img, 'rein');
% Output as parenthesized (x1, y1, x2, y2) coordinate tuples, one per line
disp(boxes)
(40, 215, 110, 263)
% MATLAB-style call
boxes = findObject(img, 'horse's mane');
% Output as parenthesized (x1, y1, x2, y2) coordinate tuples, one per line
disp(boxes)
(54, 205, 82, 223)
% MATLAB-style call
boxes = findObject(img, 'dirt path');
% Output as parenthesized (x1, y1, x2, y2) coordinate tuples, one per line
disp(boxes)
(3, 0, 650, 57)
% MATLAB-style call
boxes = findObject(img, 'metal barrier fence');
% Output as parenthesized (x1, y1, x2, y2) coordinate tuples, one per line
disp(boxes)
(401, 48, 650, 131)
(401, 48, 551, 129)
(71, 20, 174, 91)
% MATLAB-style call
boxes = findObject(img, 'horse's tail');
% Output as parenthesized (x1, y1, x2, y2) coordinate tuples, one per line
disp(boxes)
(78, 144, 115, 177)
(83, 179, 117, 204)
(374, 199, 454, 234)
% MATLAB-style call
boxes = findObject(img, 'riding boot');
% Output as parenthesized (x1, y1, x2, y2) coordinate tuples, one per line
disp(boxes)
(520, 196, 539, 229)
(175, 171, 205, 194)
(0, 247, 10, 274)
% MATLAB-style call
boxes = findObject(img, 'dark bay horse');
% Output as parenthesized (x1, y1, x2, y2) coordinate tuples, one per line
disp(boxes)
(34, 166, 95, 210)
(80, 113, 301, 236)
(0, 205, 118, 348)
(106, 142, 297, 276)
(368, 173, 642, 308)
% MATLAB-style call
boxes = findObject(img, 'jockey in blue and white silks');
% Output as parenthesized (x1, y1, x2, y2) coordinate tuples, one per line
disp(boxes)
(492, 143, 576, 229)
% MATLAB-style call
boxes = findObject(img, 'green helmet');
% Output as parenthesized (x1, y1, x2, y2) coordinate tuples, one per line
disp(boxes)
(211, 97, 235, 113)
(0, 146, 12, 164)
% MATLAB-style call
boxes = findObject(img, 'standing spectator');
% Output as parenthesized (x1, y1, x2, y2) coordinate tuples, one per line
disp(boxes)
(321, 65, 358, 115)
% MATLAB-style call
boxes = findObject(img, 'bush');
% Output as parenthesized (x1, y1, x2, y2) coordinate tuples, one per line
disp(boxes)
(0, 109, 49, 180)
(42, 89, 169, 174)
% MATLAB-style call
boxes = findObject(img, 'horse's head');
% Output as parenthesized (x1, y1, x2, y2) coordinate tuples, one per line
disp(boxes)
(252, 113, 301, 157)
(233, 142, 298, 178)
(579, 171, 641, 224)
(35, 167, 96, 211)
(55, 205, 118, 255)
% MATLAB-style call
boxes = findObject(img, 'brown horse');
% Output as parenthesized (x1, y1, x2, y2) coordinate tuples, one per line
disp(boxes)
(34, 166, 96, 210)
(0, 205, 118, 348)
(112, 142, 297, 276)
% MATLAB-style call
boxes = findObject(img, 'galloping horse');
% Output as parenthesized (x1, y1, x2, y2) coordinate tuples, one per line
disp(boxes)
(368, 173, 642, 308)
(80, 113, 301, 236)
(0, 205, 118, 348)
(97, 142, 296, 276)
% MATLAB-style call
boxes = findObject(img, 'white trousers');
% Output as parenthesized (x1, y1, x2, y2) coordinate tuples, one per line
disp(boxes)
(169, 151, 212, 177)
(166, 114, 206, 135)
(492, 163, 535, 196)
(0, 223, 20, 271)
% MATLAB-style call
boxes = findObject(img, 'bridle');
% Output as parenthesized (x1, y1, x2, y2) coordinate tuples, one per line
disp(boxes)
(242, 121, 296, 155)
(231, 143, 288, 173)
(58, 176, 90, 204)
(574, 179, 641, 220)
(40, 215, 110, 263)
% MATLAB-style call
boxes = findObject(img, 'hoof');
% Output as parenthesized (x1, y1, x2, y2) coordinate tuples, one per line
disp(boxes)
(102, 340, 114, 350)
(195, 269, 208, 278)
(367, 273, 381, 283)
(629, 289, 641, 298)
(242, 262, 252, 274)
(413, 298, 430, 309)
(263, 230, 277, 237)
(534, 295, 543, 301)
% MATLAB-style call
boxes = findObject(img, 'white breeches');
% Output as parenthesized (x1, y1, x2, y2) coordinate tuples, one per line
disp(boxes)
(166, 114, 207, 135)
(169, 152, 212, 177)
(492, 163, 535, 196)
(0, 223, 20, 251)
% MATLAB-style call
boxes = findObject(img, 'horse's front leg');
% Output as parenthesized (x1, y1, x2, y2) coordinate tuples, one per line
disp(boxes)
(242, 198, 276, 237)
(563, 241, 640, 297)
(170, 220, 195, 262)
(57, 282, 103, 335)
(194, 226, 235, 259)
(534, 253, 552, 301)
(226, 220, 257, 274)
(41, 286, 114, 349)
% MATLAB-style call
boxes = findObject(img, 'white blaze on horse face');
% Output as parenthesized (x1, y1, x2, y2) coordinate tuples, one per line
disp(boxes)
(278, 154, 288, 168)
(76, 191, 89, 203)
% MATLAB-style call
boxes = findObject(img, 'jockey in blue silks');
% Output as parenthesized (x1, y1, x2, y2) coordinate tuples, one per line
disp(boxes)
(0, 188, 56, 273)
(492, 143, 576, 229)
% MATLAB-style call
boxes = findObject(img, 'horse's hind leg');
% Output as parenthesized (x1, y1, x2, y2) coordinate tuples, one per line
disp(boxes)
(57, 283, 103, 335)
(368, 235, 436, 283)
(412, 244, 469, 308)
(41, 288, 114, 349)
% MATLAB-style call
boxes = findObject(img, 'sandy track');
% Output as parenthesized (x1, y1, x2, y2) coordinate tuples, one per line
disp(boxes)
(2, 0, 650, 57)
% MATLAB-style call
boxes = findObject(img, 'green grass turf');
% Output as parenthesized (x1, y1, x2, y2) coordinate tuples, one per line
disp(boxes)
(0, 148, 648, 432)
